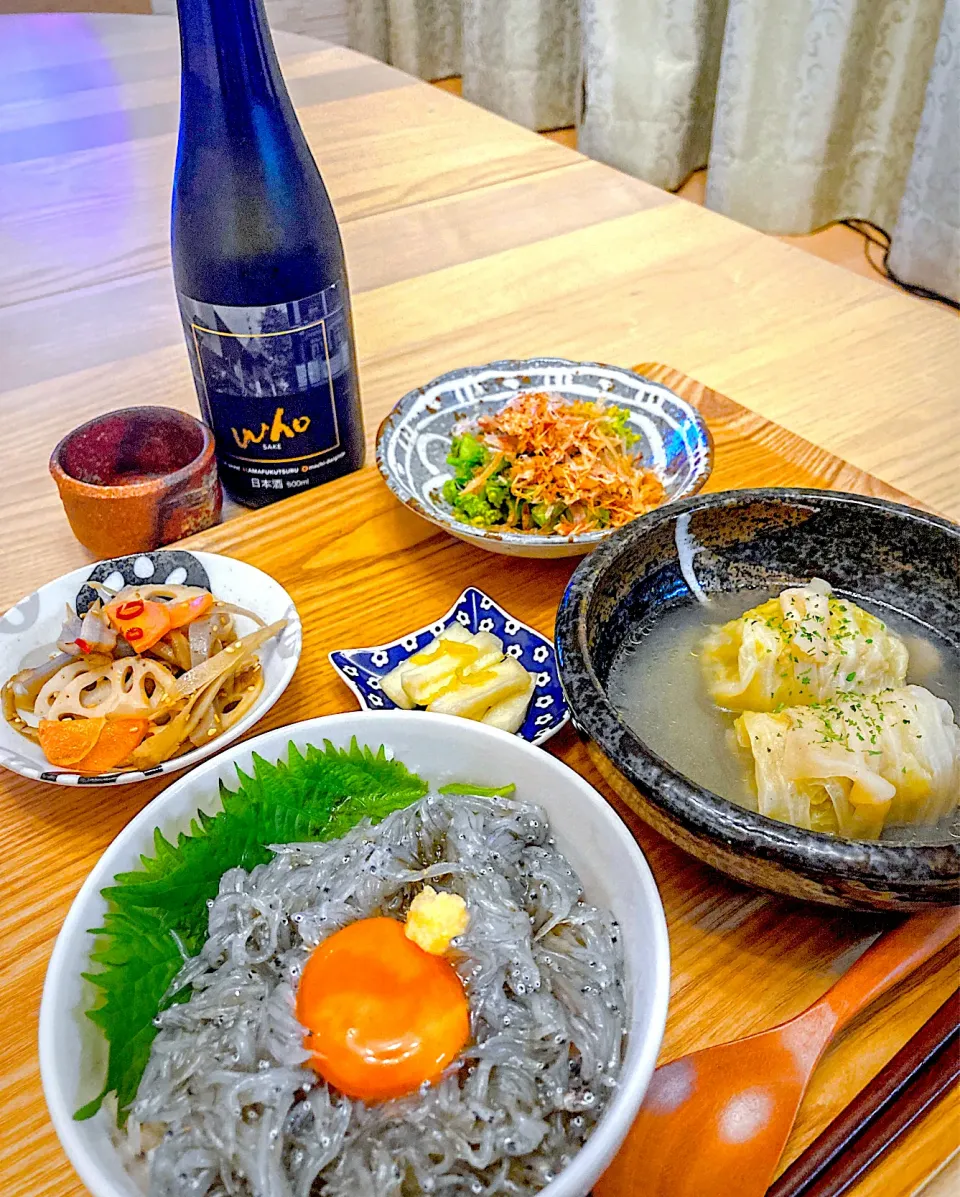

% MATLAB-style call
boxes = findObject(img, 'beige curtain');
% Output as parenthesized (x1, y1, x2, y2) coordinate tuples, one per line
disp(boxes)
(887, 0, 960, 298)
(579, 0, 958, 300)
(347, 0, 957, 298)
(578, 0, 730, 190)
(348, 0, 580, 129)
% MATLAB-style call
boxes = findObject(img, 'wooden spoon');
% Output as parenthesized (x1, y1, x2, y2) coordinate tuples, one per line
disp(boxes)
(595, 908, 959, 1197)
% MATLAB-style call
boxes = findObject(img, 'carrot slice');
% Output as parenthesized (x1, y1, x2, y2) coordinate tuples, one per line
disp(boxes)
(166, 592, 214, 630)
(38, 717, 106, 766)
(105, 598, 172, 651)
(75, 718, 149, 774)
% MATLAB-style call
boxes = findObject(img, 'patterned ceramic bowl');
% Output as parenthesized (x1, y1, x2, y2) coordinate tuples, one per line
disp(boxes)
(376, 358, 713, 559)
(329, 587, 569, 746)
(0, 549, 301, 786)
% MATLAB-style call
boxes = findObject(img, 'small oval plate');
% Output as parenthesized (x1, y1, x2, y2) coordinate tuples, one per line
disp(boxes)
(0, 549, 301, 786)
(376, 358, 713, 559)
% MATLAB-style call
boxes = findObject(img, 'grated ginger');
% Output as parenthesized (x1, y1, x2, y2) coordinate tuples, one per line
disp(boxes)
(405, 886, 470, 955)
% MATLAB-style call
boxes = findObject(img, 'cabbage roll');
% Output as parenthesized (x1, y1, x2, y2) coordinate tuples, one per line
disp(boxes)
(702, 579, 907, 713)
(736, 686, 960, 839)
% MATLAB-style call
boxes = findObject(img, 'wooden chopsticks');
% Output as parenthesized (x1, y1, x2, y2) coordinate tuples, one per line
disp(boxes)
(767, 987, 959, 1197)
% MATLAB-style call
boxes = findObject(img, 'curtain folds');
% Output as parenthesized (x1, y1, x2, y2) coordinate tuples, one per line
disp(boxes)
(349, 0, 462, 82)
(348, 0, 580, 129)
(887, 0, 960, 298)
(703, 0, 944, 235)
(578, 0, 730, 191)
(351, 0, 958, 300)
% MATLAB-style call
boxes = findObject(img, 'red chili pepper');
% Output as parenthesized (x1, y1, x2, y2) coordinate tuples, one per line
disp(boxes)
(75, 638, 92, 654)
(105, 596, 173, 651)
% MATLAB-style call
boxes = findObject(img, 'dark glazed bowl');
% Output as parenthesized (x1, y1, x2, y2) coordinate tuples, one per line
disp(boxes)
(555, 488, 960, 911)
(50, 406, 222, 557)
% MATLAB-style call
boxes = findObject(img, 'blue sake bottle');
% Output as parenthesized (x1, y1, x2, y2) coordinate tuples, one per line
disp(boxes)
(171, 0, 363, 507)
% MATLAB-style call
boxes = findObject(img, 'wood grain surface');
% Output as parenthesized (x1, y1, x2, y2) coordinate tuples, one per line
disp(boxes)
(0, 13, 958, 1197)
(2, 361, 957, 1197)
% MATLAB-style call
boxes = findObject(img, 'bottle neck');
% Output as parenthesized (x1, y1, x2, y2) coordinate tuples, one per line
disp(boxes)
(171, 0, 340, 305)
(175, 0, 288, 115)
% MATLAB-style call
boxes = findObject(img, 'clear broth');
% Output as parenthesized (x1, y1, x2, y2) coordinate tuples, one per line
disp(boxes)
(607, 588, 960, 844)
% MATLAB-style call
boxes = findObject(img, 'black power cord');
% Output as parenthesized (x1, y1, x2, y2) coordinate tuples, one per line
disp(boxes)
(842, 218, 960, 311)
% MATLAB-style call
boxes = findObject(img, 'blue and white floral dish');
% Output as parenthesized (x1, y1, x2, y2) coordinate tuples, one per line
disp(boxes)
(376, 357, 714, 559)
(329, 587, 570, 746)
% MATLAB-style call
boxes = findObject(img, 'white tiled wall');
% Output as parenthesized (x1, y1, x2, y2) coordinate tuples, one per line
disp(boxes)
(151, 0, 349, 45)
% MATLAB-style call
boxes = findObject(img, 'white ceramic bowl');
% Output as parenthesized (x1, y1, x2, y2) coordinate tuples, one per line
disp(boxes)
(40, 711, 670, 1197)
(0, 548, 301, 786)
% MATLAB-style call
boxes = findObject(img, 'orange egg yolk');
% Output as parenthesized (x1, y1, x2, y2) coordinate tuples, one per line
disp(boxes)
(296, 916, 470, 1102)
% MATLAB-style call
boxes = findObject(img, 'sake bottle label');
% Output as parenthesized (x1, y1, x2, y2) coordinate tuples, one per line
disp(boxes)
(178, 281, 354, 496)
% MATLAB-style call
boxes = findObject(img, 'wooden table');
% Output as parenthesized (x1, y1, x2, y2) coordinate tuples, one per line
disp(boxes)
(1, 13, 957, 1197)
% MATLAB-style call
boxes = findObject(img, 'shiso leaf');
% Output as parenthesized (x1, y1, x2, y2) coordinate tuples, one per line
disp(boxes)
(77, 738, 428, 1124)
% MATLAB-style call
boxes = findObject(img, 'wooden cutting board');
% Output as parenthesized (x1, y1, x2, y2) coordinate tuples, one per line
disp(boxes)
(0, 366, 954, 1197)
